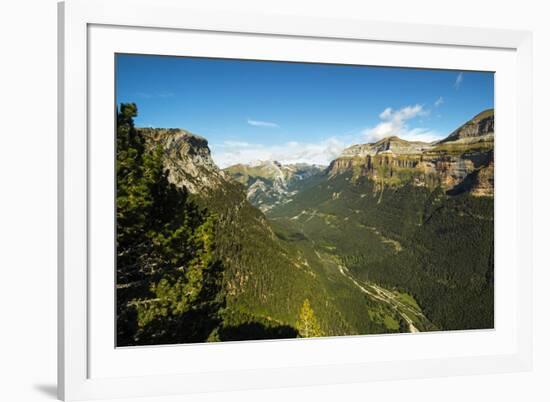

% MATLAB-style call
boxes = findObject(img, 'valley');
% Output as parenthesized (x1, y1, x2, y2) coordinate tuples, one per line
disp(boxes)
(225, 108, 495, 334)
(117, 104, 494, 346)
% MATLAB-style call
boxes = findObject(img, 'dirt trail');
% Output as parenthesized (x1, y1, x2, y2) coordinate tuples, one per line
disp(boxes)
(313, 250, 421, 333)
(331, 257, 421, 333)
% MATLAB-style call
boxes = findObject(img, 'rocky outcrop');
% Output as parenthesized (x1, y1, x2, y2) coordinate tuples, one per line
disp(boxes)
(139, 127, 227, 193)
(470, 162, 495, 197)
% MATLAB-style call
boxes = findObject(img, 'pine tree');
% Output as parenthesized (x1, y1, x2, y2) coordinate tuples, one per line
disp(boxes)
(116, 103, 225, 346)
(296, 299, 323, 338)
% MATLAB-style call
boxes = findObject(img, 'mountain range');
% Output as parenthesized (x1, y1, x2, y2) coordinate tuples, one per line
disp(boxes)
(123, 108, 494, 343)
(224, 161, 325, 212)
(225, 109, 494, 213)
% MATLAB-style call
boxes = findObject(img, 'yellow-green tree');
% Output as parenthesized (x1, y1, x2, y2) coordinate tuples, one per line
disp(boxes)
(296, 299, 324, 338)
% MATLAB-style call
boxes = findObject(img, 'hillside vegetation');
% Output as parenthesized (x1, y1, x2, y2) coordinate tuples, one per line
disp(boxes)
(269, 173, 493, 330)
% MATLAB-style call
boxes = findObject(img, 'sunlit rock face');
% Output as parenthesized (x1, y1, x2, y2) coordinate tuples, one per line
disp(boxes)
(327, 109, 494, 196)
(139, 128, 228, 194)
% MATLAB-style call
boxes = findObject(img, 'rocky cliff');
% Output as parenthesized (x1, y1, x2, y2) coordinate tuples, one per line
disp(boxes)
(327, 109, 494, 196)
(138, 127, 227, 194)
(341, 136, 432, 157)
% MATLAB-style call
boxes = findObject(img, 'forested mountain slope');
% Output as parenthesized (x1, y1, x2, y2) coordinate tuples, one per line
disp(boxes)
(269, 110, 495, 330)
(269, 173, 494, 330)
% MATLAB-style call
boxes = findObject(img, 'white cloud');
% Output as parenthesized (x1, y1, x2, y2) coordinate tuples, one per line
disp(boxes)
(434, 96, 444, 107)
(211, 138, 345, 168)
(362, 104, 442, 143)
(379, 104, 424, 121)
(247, 119, 279, 128)
(454, 72, 463, 89)
(222, 140, 252, 148)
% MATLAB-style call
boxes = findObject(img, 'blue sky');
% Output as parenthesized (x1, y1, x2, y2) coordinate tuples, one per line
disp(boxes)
(116, 54, 494, 167)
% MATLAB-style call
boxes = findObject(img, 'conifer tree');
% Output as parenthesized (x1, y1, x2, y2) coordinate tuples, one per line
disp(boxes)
(296, 299, 324, 338)
(116, 103, 224, 346)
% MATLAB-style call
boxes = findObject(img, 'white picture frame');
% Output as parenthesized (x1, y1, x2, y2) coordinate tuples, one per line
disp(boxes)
(58, 0, 533, 400)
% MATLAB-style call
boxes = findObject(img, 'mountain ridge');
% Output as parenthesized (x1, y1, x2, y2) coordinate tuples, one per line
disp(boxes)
(139, 109, 495, 215)
(438, 108, 494, 144)
(341, 135, 433, 158)
(326, 109, 494, 197)
(224, 160, 325, 212)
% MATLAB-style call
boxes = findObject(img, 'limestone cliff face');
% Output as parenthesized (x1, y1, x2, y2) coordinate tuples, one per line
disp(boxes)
(327, 157, 357, 173)
(327, 109, 494, 196)
(138, 127, 227, 193)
